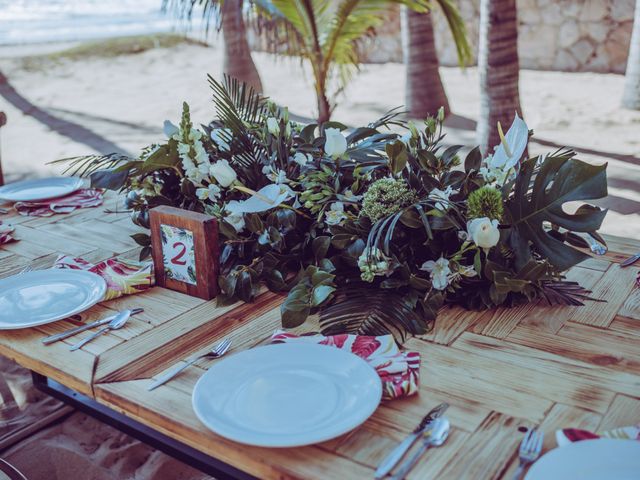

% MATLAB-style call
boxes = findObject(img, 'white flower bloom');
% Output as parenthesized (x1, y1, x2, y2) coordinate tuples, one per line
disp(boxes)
(196, 184, 221, 201)
(459, 265, 478, 277)
(224, 212, 245, 233)
(209, 160, 237, 188)
(210, 128, 232, 151)
(428, 186, 456, 211)
(342, 189, 362, 202)
(420, 256, 451, 291)
(266, 117, 280, 135)
(467, 217, 500, 249)
(324, 202, 347, 226)
(488, 113, 528, 171)
(262, 165, 288, 184)
(324, 128, 348, 158)
(185, 167, 204, 184)
(163, 120, 179, 138)
(188, 128, 203, 142)
(226, 184, 293, 214)
(177, 143, 191, 156)
(293, 152, 311, 167)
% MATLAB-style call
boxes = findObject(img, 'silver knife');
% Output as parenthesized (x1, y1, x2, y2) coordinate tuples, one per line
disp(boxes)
(375, 402, 449, 479)
(620, 252, 640, 268)
(41, 308, 144, 345)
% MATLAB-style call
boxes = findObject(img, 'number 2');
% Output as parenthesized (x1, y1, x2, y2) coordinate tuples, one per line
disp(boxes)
(171, 241, 187, 265)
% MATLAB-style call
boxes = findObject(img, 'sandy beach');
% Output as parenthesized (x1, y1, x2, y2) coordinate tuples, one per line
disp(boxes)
(0, 37, 639, 479)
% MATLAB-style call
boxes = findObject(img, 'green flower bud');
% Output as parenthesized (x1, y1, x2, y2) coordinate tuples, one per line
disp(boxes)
(467, 186, 504, 221)
(361, 178, 418, 223)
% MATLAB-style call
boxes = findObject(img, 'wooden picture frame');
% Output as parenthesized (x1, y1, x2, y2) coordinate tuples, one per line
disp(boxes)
(149, 206, 219, 300)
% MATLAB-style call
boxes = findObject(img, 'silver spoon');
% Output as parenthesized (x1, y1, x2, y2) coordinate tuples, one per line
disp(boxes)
(69, 309, 132, 351)
(390, 417, 451, 480)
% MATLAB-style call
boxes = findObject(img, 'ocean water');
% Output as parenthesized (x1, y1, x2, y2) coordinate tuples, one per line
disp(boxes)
(0, 0, 205, 45)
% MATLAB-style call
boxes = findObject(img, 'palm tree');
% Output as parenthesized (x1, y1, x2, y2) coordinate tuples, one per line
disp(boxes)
(253, 0, 429, 123)
(403, 1, 471, 119)
(622, 0, 640, 110)
(221, 0, 263, 92)
(477, 0, 522, 155)
(163, 0, 263, 93)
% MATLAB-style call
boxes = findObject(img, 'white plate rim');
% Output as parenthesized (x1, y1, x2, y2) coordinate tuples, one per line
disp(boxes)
(0, 270, 107, 329)
(191, 342, 382, 447)
(525, 438, 640, 479)
(0, 177, 85, 202)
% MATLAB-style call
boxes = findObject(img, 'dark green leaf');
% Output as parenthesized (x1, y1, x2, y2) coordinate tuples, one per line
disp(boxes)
(464, 146, 482, 173)
(90, 169, 130, 190)
(131, 233, 151, 247)
(507, 154, 608, 271)
(312, 236, 331, 261)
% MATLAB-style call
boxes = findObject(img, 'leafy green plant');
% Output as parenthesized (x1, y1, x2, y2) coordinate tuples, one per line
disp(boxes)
(54, 77, 608, 343)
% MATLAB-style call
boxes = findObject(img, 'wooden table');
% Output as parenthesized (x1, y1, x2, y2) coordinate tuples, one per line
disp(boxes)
(1, 193, 639, 479)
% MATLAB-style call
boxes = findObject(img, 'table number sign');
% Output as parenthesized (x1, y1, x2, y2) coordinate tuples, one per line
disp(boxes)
(149, 206, 219, 300)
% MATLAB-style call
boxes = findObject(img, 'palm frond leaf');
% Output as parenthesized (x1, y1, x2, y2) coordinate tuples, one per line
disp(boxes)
(319, 284, 429, 341)
(162, 0, 222, 33)
(434, 0, 472, 66)
(208, 74, 269, 169)
(49, 153, 135, 178)
(538, 280, 603, 306)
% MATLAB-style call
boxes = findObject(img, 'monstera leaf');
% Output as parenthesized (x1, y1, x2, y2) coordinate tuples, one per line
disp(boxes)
(507, 152, 607, 271)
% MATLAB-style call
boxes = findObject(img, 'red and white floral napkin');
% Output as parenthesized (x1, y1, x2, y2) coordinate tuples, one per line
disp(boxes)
(270, 331, 420, 401)
(15, 189, 104, 217)
(556, 424, 640, 447)
(0, 221, 16, 245)
(54, 255, 154, 301)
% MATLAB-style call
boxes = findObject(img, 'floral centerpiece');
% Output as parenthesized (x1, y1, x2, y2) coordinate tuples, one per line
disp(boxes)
(60, 77, 608, 341)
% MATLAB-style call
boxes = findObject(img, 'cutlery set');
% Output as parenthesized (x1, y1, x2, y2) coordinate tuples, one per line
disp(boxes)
(40, 304, 233, 386)
(42, 308, 143, 350)
(375, 402, 544, 479)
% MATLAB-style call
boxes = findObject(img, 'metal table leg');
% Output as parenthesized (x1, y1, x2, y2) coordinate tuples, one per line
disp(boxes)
(31, 372, 257, 480)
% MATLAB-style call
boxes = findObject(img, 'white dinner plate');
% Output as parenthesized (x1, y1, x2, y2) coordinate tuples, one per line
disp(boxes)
(0, 177, 84, 202)
(525, 439, 640, 480)
(192, 343, 382, 447)
(0, 270, 106, 329)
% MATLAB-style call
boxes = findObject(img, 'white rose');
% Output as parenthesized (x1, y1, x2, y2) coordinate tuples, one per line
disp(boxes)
(324, 128, 347, 158)
(209, 159, 237, 188)
(267, 117, 279, 135)
(468, 217, 500, 249)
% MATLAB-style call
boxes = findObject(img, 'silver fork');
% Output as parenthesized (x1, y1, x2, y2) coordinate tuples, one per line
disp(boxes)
(147, 339, 232, 391)
(18, 265, 33, 274)
(512, 428, 544, 480)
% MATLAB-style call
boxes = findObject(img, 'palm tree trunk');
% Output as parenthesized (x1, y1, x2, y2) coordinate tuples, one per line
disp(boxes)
(316, 88, 332, 124)
(477, 0, 522, 156)
(622, 0, 640, 109)
(402, 7, 450, 118)
(221, 0, 263, 93)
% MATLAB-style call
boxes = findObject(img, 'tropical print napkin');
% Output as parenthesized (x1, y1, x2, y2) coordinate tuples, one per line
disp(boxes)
(270, 331, 420, 401)
(0, 221, 16, 245)
(15, 189, 104, 217)
(54, 255, 154, 301)
(556, 424, 640, 447)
